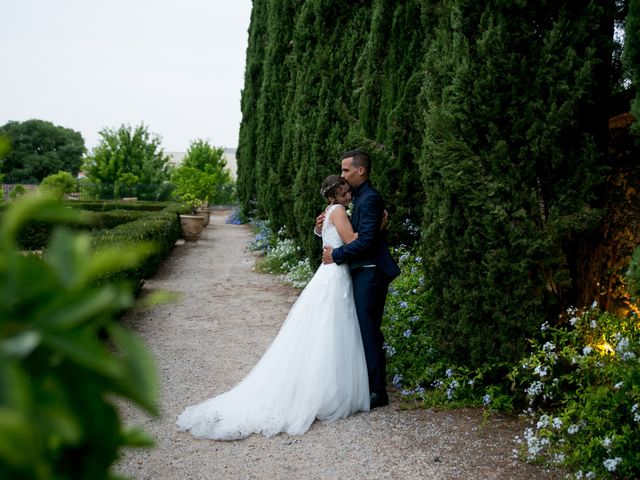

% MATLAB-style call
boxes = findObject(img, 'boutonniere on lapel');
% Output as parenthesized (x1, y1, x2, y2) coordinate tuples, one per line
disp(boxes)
(346, 202, 354, 218)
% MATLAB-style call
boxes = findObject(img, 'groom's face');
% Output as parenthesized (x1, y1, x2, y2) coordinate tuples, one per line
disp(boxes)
(341, 157, 364, 188)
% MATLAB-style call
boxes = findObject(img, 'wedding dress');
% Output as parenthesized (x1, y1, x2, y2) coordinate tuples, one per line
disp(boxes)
(176, 204, 370, 440)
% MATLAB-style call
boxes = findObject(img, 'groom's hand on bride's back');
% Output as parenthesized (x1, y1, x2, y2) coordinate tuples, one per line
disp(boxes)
(322, 246, 334, 264)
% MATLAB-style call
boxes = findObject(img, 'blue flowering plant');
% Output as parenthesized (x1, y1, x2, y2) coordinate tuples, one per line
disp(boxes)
(248, 220, 314, 288)
(248, 218, 273, 254)
(382, 242, 515, 410)
(225, 206, 245, 225)
(510, 304, 640, 478)
(382, 244, 442, 402)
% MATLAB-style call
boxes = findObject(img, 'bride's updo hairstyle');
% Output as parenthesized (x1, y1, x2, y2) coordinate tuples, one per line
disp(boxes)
(320, 174, 349, 201)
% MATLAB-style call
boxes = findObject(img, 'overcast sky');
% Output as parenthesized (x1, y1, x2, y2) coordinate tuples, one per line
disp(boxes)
(0, 0, 252, 152)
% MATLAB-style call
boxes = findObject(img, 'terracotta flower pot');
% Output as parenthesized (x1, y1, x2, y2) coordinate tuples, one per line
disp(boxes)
(197, 207, 211, 227)
(179, 214, 205, 242)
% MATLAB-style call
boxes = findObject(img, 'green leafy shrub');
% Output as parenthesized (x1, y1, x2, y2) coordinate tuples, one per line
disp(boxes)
(40, 171, 77, 199)
(171, 166, 211, 213)
(89, 210, 154, 230)
(382, 245, 436, 393)
(9, 184, 27, 200)
(181, 139, 235, 204)
(0, 194, 158, 479)
(510, 306, 640, 478)
(15, 218, 87, 252)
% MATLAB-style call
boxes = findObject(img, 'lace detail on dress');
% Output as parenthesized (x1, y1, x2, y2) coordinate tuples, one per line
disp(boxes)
(322, 204, 346, 249)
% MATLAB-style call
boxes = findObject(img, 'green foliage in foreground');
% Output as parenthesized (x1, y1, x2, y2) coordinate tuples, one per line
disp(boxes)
(0, 194, 159, 479)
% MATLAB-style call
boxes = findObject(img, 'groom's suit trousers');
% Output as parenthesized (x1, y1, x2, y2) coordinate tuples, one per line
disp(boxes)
(351, 266, 390, 395)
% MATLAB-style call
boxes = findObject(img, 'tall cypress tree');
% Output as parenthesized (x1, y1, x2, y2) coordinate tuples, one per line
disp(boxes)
(420, 0, 616, 367)
(350, 0, 434, 243)
(253, 0, 301, 227)
(280, 0, 372, 261)
(237, 0, 269, 217)
(627, 0, 640, 132)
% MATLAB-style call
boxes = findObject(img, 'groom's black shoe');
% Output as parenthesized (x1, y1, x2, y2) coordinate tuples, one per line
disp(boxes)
(369, 391, 389, 409)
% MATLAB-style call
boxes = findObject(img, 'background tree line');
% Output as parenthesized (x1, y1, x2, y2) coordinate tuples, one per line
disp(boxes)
(236, 0, 640, 368)
(0, 120, 235, 204)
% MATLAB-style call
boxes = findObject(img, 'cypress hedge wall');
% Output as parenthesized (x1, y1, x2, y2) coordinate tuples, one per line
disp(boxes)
(419, 1, 616, 367)
(236, 0, 637, 367)
(628, 0, 640, 131)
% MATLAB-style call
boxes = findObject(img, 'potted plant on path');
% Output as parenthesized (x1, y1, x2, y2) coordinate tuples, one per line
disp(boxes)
(171, 166, 211, 242)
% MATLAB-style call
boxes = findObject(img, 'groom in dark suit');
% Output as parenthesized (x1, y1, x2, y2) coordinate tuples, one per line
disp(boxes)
(320, 150, 400, 409)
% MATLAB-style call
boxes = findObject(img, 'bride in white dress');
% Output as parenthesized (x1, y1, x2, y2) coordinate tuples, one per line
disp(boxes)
(176, 175, 370, 440)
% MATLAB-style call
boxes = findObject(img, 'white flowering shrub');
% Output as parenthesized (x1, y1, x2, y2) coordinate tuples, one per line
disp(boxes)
(283, 258, 314, 289)
(511, 305, 640, 478)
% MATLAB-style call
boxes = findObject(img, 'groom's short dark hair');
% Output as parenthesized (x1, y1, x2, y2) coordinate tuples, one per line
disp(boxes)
(341, 149, 370, 175)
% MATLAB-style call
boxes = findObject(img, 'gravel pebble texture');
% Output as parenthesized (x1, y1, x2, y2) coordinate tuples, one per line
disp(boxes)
(116, 209, 564, 480)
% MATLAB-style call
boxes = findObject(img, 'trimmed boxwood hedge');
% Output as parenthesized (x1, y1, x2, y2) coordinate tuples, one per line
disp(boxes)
(89, 204, 188, 291)
(14, 209, 159, 251)
(3, 201, 190, 291)
(68, 200, 173, 212)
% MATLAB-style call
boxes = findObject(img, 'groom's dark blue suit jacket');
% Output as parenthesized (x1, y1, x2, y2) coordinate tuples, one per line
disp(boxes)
(331, 180, 400, 280)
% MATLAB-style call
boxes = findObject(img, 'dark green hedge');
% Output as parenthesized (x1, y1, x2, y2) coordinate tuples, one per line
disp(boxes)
(6, 202, 187, 292)
(90, 205, 186, 291)
(66, 200, 173, 212)
(14, 209, 159, 251)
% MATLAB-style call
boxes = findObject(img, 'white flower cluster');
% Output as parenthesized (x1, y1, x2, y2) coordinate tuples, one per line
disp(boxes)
(536, 414, 550, 429)
(523, 427, 550, 460)
(574, 470, 596, 479)
(552, 417, 563, 430)
(446, 379, 459, 400)
(526, 380, 544, 403)
(615, 335, 637, 361)
(567, 423, 581, 435)
(534, 365, 548, 377)
(284, 258, 314, 288)
(603, 456, 622, 472)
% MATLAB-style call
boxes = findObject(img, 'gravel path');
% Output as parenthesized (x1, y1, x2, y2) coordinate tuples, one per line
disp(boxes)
(116, 209, 563, 479)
